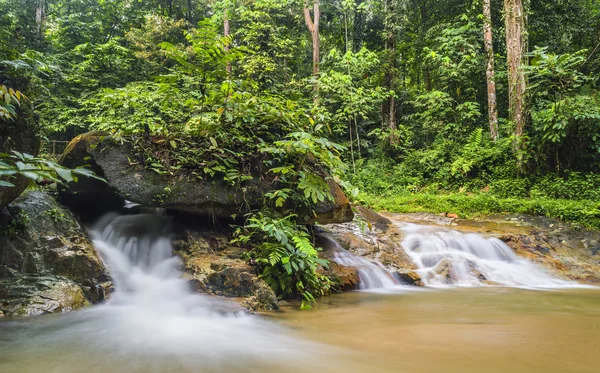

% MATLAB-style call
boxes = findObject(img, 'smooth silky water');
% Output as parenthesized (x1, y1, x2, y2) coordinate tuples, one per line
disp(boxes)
(1, 214, 599, 373)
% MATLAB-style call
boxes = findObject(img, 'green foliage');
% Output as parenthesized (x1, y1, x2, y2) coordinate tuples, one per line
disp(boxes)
(319, 48, 392, 134)
(0, 84, 25, 121)
(233, 212, 330, 309)
(0, 151, 103, 187)
(45, 208, 67, 223)
(527, 47, 600, 169)
(0, 210, 30, 238)
(359, 192, 600, 230)
(2, 0, 600, 309)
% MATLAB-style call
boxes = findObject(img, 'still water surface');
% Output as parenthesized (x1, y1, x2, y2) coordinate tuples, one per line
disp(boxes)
(276, 288, 600, 373)
(1, 288, 599, 373)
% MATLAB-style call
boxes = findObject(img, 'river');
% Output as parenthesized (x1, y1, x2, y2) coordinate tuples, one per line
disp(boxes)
(1, 213, 598, 373)
(276, 288, 600, 373)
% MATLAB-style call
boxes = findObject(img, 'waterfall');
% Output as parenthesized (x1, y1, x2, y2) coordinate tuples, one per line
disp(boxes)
(321, 235, 398, 290)
(333, 250, 398, 289)
(0, 213, 326, 373)
(399, 223, 576, 288)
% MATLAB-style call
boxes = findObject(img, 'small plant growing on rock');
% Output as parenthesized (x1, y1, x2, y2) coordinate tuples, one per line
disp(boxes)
(45, 208, 66, 223)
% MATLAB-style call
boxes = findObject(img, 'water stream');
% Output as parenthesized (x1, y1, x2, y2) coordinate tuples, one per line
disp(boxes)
(321, 234, 398, 289)
(1, 214, 597, 373)
(0, 214, 330, 373)
(399, 223, 577, 288)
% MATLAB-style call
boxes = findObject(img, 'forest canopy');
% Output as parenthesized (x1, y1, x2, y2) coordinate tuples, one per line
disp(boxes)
(2, 0, 600, 301)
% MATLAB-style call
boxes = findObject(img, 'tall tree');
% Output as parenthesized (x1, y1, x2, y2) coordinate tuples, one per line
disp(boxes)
(304, 0, 320, 102)
(353, 0, 364, 53)
(224, 7, 231, 75)
(483, 0, 498, 141)
(382, 0, 398, 141)
(504, 0, 527, 157)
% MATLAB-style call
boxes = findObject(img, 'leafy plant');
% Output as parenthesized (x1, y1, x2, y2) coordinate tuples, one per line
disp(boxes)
(0, 84, 26, 121)
(0, 151, 103, 187)
(233, 212, 330, 309)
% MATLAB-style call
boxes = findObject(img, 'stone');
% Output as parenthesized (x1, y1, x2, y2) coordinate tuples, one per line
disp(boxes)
(173, 231, 279, 311)
(59, 131, 353, 224)
(0, 191, 112, 317)
(320, 261, 360, 291)
(354, 205, 392, 232)
(392, 270, 423, 286)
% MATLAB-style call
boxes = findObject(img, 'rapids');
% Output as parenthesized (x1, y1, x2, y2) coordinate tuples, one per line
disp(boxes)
(399, 223, 578, 288)
(0, 213, 331, 373)
(322, 234, 398, 289)
(1, 213, 598, 373)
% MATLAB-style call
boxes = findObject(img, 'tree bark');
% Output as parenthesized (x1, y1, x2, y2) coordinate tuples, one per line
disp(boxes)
(34, 0, 46, 39)
(383, 0, 397, 142)
(353, 0, 364, 53)
(304, 0, 320, 103)
(483, 0, 499, 141)
(504, 0, 527, 160)
(224, 7, 231, 75)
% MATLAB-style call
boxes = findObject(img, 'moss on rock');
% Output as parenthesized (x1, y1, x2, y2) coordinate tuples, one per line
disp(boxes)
(0, 191, 111, 317)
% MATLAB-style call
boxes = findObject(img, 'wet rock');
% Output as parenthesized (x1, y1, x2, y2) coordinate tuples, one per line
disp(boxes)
(173, 232, 279, 311)
(0, 102, 40, 210)
(326, 223, 418, 274)
(432, 258, 455, 284)
(500, 232, 600, 284)
(385, 211, 600, 285)
(392, 271, 423, 286)
(0, 276, 89, 317)
(354, 205, 392, 232)
(59, 131, 353, 224)
(0, 191, 112, 317)
(429, 258, 487, 284)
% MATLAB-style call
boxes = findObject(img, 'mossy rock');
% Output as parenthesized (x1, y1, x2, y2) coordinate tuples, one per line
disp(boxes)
(59, 131, 353, 224)
(0, 191, 112, 317)
(174, 231, 279, 311)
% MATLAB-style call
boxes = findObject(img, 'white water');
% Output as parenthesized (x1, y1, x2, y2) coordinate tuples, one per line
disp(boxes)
(399, 223, 576, 288)
(322, 235, 398, 289)
(0, 213, 329, 373)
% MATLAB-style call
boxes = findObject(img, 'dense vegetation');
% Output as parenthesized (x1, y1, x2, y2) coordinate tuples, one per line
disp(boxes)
(2, 0, 600, 302)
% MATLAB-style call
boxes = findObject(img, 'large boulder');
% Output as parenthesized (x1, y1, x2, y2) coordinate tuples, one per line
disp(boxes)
(0, 103, 40, 210)
(59, 131, 353, 224)
(173, 231, 279, 311)
(0, 191, 111, 317)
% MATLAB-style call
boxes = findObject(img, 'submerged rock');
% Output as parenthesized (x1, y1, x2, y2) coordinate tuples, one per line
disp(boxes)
(173, 231, 279, 311)
(59, 131, 353, 224)
(0, 191, 111, 317)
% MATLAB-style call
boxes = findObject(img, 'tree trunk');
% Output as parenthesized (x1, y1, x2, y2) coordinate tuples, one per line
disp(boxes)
(353, 0, 364, 52)
(483, 0, 499, 141)
(304, 0, 320, 103)
(187, 0, 193, 23)
(224, 7, 231, 75)
(504, 0, 527, 162)
(383, 0, 397, 142)
(34, 0, 46, 39)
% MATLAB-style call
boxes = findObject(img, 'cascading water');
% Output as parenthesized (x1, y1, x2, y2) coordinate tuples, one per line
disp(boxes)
(0, 213, 329, 373)
(399, 223, 576, 288)
(321, 235, 398, 290)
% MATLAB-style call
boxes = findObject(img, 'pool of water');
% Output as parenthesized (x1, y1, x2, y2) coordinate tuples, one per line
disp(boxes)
(2, 288, 598, 373)
(275, 288, 600, 373)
